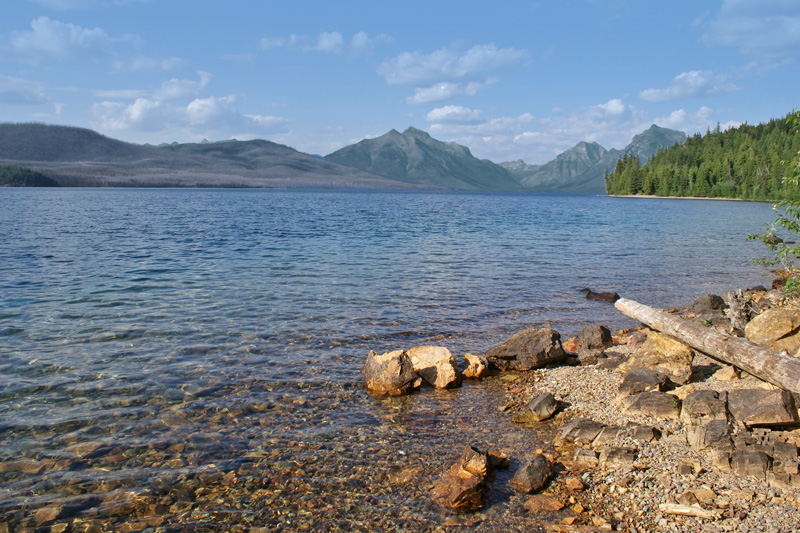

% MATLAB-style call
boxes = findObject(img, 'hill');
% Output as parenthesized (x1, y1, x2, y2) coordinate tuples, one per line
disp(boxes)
(0, 165, 59, 187)
(502, 125, 686, 194)
(0, 123, 425, 189)
(604, 114, 800, 200)
(325, 127, 524, 191)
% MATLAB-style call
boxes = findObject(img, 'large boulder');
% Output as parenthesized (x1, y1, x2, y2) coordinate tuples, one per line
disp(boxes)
(361, 350, 422, 397)
(407, 346, 462, 389)
(485, 328, 566, 371)
(745, 307, 800, 356)
(617, 331, 694, 385)
(430, 446, 495, 513)
(686, 294, 728, 315)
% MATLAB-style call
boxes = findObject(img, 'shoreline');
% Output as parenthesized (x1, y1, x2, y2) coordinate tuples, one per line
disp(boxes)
(608, 194, 752, 202)
(482, 288, 800, 532)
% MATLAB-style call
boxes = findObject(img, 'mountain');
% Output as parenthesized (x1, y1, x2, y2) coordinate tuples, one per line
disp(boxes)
(501, 141, 607, 192)
(502, 125, 687, 194)
(325, 126, 524, 191)
(0, 123, 426, 189)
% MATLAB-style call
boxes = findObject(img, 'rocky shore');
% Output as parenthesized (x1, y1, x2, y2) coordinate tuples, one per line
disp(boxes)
(363, 283, 800, 532)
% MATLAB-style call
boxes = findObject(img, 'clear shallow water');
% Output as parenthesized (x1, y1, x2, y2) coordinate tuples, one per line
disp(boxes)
(0, 188, 776, 531)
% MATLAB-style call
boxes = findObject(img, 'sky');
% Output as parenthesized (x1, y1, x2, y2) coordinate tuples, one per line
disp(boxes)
(1, 0, 799, 164)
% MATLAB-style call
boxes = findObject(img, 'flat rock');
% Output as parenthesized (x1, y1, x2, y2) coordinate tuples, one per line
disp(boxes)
(732, 450, 771, 481)
(361, 350, 422, 397)
(511, 454, 553, 493)
(618, 368, 668, 398)
(575, 325, 613, 350)
(686, 419, 733, 451)
(554, 418, 605, 446)
(745, 306, 800, 355)
(462, 353, 489, 379)
(598, 446, 637, 467)
(622, 392, 681, 420)
(727, 389, 799, 427)
(512, 392, 558, 424)
(524, 494, 565, 513)
(407, 345, 462, 389)
(484, 328, 566, 371)
(680, 390, 728, 423)
(617, 331, 694, 385)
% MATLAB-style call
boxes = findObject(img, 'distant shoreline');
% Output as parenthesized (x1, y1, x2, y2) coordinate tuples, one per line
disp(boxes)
(609, 194, 751, 202)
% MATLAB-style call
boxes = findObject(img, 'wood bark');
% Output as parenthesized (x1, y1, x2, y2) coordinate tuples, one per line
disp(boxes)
(615, 298, 800, 394)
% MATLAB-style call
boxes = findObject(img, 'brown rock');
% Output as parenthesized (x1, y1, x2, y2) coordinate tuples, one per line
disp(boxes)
(35, 506, 62, 526)
(564, 477, 585, 492)
(524, 494, 565, 513)
(361, 350, 422, 397)
(727, 389, 799, 427)
(512, 392, 558, 424)
(618, 368, 668, 398)
(617, 331, 694, 385)
(462, 353, 489, 378)
(511, 454, 553, 493)
(599, 446, 637, 467)
(712, 365, 740, 381)
(407, 346, 462, 389)
(732, 450, 771, 481)
(622, 392, 681, 420)
(745, 306, 800, 355)
(0, 459, 45, 474)
(484, 328, 566, 371)
(686, 294, 728, 315)
(554, 418, 605, 446)
(430, 446, 494, 513)
(680, 390, 728, 423)
(575, 325, 614, 350)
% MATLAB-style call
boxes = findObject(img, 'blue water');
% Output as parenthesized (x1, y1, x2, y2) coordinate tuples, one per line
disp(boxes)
(0, 188, 777, 530)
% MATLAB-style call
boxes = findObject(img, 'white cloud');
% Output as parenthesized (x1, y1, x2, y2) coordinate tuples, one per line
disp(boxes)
(599, 98, 627, 116)
(259, 31, 390, 56)
(653, 106, 734, 134)
(90, 72, 290, 140)
(9, 16, 109, 63)
(406, 79, 496, 105)
(426, 105, 484, 124)
(315, 32, 343, 54)
(640, 70, 738, 103)
(378, 43, 527, 87)
(703, 0, 800, 62)
(112, 55, 185, 72)
(0, 75, 49, 105)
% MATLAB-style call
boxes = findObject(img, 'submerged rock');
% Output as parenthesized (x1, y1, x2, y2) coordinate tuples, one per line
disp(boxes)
(407, 346, 462, 389)
(361, 350, 422, 397)
(485, 328, 566, 371)
(430, 445, 495, 513)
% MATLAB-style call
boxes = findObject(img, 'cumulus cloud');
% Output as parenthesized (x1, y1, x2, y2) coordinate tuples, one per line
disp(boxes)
(703, 0, 800, 62)
(407, 79, 496, 105)
(640, 70, 738, 103)
(426, 105, 484, 124)
(90, 71, 290, 140)
(315, 32, 343, 54)
(653, 106, 734, 133)
(9, 16, 110, 63)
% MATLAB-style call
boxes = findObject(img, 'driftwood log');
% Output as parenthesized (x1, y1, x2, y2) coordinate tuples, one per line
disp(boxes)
(615, 298, 800, 394)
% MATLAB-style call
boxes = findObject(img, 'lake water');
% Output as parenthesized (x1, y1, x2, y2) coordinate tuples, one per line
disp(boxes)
(0, 188, 777, 531)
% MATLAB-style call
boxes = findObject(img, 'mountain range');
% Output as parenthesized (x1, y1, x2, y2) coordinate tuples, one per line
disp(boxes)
(499, 125, 687, 193)
(0, 122, 686, 193)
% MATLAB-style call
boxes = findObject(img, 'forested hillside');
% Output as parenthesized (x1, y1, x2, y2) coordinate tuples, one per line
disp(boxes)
(0, 165, 59, 187)
(605, 113, 800, 201)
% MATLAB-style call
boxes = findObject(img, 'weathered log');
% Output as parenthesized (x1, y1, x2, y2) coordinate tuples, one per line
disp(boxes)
(615, 298, 800, 394)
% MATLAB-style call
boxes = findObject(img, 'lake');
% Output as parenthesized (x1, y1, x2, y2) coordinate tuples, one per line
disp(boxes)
(0, 188, 776, 531)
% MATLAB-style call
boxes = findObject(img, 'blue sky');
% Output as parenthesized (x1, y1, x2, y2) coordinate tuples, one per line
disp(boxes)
(1, 0, 799, 164)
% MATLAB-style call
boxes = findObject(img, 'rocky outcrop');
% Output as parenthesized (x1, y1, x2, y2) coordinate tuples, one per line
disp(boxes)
(430, 446, 495, 513)
(361, 350, 422, 397)
(575, 325, 614, 350)
(407, 346, 462, 389)
(484, 328, 566, 371)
